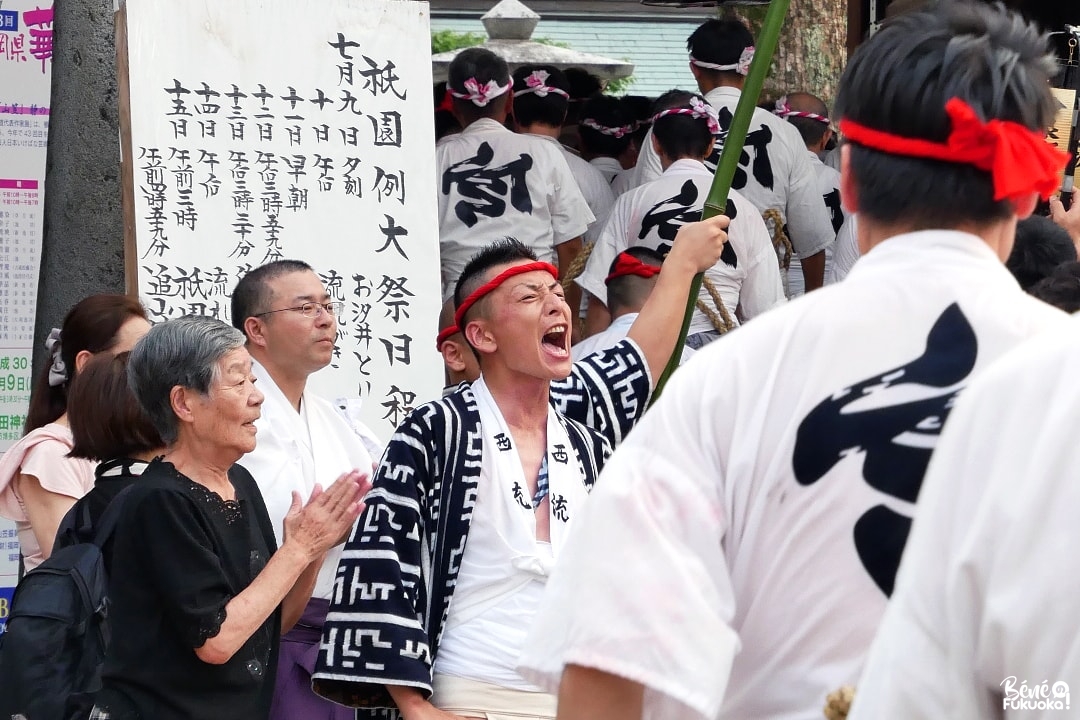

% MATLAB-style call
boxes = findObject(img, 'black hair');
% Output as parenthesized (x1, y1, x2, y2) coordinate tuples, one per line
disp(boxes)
(1005, 215, 1078, 290)
(606, 246, 665, 314)
(686, 19, 755, 79)
(230, 259, 314, 332)
(578, 94, 634, 157)
(1028, 261, 1080, 313)
(511, 64, 570, 129)
(651, 89, 714, 161)
(448, 47, 511, 123)
(621, 95, 655, 149)
(453, 237, 540, 326)
(835, 1, 1058, 229)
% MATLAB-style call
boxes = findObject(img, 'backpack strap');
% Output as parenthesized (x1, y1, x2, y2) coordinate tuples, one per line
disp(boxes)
(91, 485, 137, 548)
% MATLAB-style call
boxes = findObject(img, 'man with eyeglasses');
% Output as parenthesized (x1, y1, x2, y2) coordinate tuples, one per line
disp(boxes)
(231, 259, 382, 720)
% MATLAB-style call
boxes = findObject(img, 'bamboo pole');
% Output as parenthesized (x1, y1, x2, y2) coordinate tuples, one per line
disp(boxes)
(651, 0, 792, 401)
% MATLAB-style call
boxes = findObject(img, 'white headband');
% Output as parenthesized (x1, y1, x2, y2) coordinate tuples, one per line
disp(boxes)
(449, 77, 512, 107)
(513, 70, 570, 99)
(689, 46, 755, 76)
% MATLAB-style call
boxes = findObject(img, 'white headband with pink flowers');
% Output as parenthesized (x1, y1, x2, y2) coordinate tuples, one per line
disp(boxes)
(450, 77, 512, 107)
(650, 96, 721, 135)
(689, 46, 755, 76)
(513, 70, 570, 99)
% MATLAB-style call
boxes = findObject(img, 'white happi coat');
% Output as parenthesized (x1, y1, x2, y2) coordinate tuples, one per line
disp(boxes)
(576, 158, 784, 335)
(787, 151, 846, 296)
(519, 230, 1070, 720)
(527, 134, 616, 244)
(437, 119, 593, 299)
(829, 214, 861, 284)
(588, 156, 623, 185)
(632, 87, 835, 271)
(850, 316, 1080, 719)
(240, 359, 381, 600)
(572, 313, 695, 366)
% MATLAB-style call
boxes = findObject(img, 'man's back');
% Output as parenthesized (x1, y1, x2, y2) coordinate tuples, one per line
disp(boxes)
(578, 159, 783, 335)
(437, 120, 592, 297)
(674, 231, 1066, 717)
(633, 90, 835, 274)
(522, 230, 1068, 720)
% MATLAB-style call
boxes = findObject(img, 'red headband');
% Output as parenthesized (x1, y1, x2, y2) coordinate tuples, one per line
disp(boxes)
(605, 253, 662, 284)
(435, 325, 458, 350)
(453, 261, 559, 333)
(839, 97, 1069, 202)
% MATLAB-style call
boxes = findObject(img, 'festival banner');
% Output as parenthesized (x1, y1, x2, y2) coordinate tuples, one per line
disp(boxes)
(119, 0, 442, 443)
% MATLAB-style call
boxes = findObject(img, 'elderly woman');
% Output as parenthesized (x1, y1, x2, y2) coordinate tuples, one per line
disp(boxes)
(90, 316, 369, 720)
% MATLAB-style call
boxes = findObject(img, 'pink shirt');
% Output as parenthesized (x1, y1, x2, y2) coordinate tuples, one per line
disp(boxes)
(0, 423, 96, 571)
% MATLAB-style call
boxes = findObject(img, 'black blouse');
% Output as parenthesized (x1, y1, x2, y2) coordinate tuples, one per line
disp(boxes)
(94, 459, 279, 720)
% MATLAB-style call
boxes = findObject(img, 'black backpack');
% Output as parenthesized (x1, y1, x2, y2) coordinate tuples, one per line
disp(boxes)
(0, 487, 132, 720)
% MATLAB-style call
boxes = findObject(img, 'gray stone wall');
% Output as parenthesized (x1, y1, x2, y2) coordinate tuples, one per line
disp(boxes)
(33, 0, 124, 373)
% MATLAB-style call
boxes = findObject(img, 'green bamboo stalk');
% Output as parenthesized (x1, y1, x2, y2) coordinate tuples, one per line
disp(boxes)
(651, 0, 792, 402)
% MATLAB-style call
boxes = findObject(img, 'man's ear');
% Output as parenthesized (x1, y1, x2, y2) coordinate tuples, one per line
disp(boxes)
(703, 136, 716, 159)
(839, 144, 858, 214)
(820, 128, 834, 153)
(244, 316, 268, 348)
(464, 319, 496, 356)
(441, 339, 468, 372)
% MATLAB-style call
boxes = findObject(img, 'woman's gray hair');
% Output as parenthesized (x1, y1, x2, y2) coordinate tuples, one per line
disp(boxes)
(127, 315, 246, 445)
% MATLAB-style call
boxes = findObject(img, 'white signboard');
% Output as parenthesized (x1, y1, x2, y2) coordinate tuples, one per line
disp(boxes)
(122, 0, 442, 442)
(0, 0, 53, 628)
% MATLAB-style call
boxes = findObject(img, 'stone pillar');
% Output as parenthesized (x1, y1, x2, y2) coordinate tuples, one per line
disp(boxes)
(33, 0, 124, 370)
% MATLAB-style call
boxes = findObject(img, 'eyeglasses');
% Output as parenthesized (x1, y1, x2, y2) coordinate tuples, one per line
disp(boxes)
(254, 301, 344, 319)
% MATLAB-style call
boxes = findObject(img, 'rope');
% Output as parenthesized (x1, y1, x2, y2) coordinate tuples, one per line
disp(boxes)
(695, 276, 737, 335)
(823, 685, 855, 720)
(561, 240, 595, 288)
(761, 207, 793, 271)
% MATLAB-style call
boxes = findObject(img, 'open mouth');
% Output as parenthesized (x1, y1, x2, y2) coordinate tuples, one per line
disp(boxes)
(542, 324, 569, 357)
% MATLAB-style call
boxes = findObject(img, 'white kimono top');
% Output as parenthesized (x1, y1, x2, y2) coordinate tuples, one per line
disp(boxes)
(576, 159, 784, 335)
(631, 87, 835, 267)
(437, 119, 593, 299)
(572, 312, 695, 366)
(850, 316, 1080, 719)
(519, 230, 1070, 720)
(588, 156, 623, 185)
(829, 214, 860, 284)
(240, 359, 381, 600)
(526, 134, 615, 245)
(787, 151, 846, 296)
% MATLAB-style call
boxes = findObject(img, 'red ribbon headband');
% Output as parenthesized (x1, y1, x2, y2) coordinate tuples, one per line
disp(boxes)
(435, 325, 458, 351)
(453, 261, 560, 333)
(839, 97, 1069, 202)
(605, 253, 662, 284)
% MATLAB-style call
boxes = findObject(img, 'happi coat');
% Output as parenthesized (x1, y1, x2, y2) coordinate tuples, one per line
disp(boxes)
(436, 119, 593, 299)
(577, 158, 784, 335)
(519, 230, 1070, 720)
(632, 87, 835, 277)
(850, 315, 1080, 719)
(312, 340, 651, 719)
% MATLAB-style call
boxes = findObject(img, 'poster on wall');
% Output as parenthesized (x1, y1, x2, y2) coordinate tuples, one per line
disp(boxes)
(0, 0, 54, 630)
(118, 0, 443, 443)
